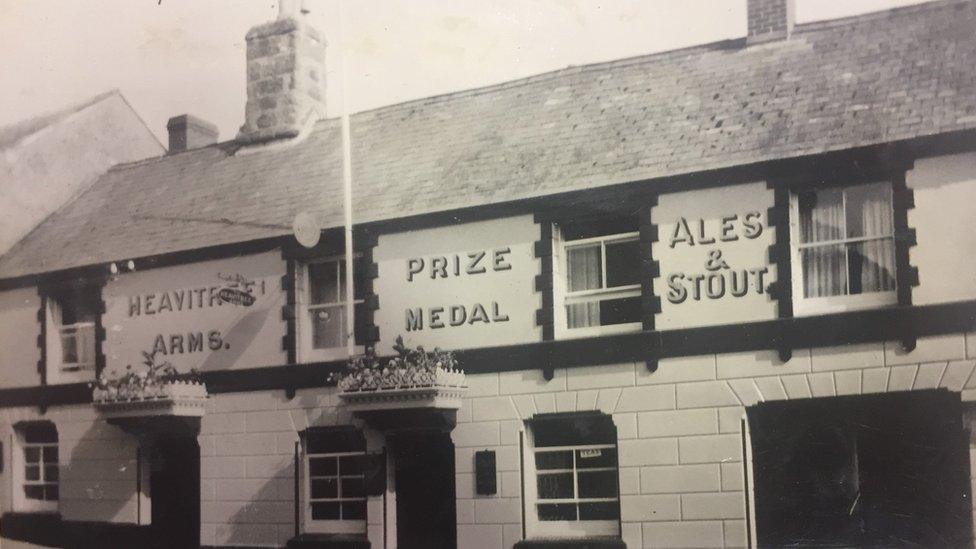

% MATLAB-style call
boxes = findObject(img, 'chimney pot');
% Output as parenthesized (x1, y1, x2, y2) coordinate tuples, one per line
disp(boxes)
(166, 114, 219, 154)
(747, 0, 795, 44)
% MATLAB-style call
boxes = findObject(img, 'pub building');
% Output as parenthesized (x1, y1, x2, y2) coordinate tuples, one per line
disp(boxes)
(1, 0, 976, 547)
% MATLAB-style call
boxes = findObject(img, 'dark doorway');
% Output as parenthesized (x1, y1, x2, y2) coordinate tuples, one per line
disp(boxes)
(150, 436, 201, 549)
(748, 389, 972, 547)
(393, 432, 457, 549)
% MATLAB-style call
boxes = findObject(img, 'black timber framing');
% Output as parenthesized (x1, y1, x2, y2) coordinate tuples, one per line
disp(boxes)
(1, 299, 973, 409)
(1, 128, 974, 293)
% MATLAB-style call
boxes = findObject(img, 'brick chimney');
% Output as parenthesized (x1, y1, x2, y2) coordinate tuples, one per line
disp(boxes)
(747, 0, 795, 44)
(237, 1, 326, 144)
(166, 114, 219, 153)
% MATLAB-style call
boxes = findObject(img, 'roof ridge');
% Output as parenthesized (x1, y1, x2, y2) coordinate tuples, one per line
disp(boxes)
(346, 1, 964, 120)
(796, 0, 968, 32)
(348, 39, 743, 120)
(0, 89, 122, 150)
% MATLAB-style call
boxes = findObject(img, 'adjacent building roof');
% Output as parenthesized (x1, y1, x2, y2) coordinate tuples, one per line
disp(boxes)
(0, 90, 164, 258)
(1, 0, 975, 280)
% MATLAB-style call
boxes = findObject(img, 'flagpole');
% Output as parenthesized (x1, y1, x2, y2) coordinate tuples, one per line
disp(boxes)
(336, 0, 356, 356)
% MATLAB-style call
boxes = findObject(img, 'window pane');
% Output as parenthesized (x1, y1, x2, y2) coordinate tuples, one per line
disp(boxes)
(339, 455, 365, 476)
(579, 502, 618, 520)
(567, 245, 602, 292)
(845, 183, 892, 238)
(561, 217, 637, 241)
(22, 423, 57, 443)
(306, 429, 365, 454)
(44, 465, 59, 482)
(309, 457, 338, 477)
(43, 446, 58, 463)
(576, 447, 617, 468)
(311, 305, 344, 349)
(848, 240, 895, 295)
(537, 473, 574, 499)
(25, 465, 40, 481)
(25, 447, 40, 463)
(24, 485, 44, 500)
(342, 501, 367, 520)
(599, 296, 641, 326)
(44, 485, 59, 501)
(310, 478, 338, 499)
(801, 245, 847, 298)
(341, 478, 365, 499)
(605, 240, 640, 287)
(799, 188, 844, 244)
(311, 502, 340, 520)
(538, 503, 577, 521)
(309, 262, 339, 304)
(578, 471, 618, 498)
(62, 335, 79, 363)
(566, 302, 600, 329)
(536, 451, 573, 470)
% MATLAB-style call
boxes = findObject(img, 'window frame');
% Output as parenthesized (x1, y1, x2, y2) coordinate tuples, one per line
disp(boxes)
(301, 429, 368, 535)
(789, 181, 898, 316)
(13, 423, 59, 513)
(555, 229, 642, 338)
(297, 254, 365, 362)
(44, 289, 97, 385)
(522, 417, 621, 540)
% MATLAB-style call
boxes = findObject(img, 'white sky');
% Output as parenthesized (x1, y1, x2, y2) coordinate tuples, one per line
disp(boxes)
(0, 0, 928, 143)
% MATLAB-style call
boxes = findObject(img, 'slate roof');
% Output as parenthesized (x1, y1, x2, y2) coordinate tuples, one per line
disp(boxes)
(2, 0, 976, 280)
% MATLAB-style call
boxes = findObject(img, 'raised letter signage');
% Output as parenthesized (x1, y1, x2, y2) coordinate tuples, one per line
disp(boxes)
(373, 216, 541, 353)
(653, 182, 777, 329)
(103, 252, 286, 373)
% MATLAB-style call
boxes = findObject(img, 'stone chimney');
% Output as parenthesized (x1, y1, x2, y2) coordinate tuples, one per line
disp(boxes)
(747, 0, 795, 44)
(166, 114, 219, 153)
(237, 1, 326, 144)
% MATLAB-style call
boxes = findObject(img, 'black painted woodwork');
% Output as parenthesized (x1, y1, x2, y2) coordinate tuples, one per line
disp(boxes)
(0, 299, 973, 408)
(747, 389, 972, 547)
(392, 432, 457, 549)
(150, 435, 201, 549)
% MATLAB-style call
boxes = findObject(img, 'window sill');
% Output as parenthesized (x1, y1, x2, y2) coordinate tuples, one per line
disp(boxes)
(515, 537, 626, 549)
(557, 322, 642, 340)
(300, 346, 365, 363)
(793, 291, 897, 317)
(286, 533, 370, 549)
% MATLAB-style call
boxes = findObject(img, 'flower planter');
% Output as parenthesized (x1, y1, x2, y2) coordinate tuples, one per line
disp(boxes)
(93, 380, 209, 419)
(338, 368, 467, 412)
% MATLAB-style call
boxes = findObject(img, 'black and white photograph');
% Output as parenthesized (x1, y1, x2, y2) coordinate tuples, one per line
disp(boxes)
(0, 0, 974, 547)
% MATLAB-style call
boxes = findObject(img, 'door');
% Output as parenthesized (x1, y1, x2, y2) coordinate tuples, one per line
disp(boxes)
(393, 432, 457, 549)
(746, 390, 972, 547)
(150, 436, 201, 549)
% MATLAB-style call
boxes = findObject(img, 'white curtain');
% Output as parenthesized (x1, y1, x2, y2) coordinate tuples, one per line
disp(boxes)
(849, 183, 895, 294)
(801, 189, 845, 298)
(801, 184, 895, 299)
(566, 245, 601, 327)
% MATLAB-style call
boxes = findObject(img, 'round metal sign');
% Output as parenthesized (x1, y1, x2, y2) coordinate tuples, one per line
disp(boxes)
(292, 211, 321, 248)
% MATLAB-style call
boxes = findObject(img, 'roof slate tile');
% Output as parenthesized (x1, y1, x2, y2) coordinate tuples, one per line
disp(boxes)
(2, 0, 976, 279)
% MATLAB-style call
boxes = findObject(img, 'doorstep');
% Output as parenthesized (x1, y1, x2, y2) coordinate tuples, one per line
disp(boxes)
(285, 533, 370, 549)
(515, 537, 627, 549)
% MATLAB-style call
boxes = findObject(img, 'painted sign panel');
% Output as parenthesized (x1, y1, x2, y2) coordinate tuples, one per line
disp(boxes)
(653, 181, 777, 329)
(103, 251, 286, 373)
(373, 215, 542, 354)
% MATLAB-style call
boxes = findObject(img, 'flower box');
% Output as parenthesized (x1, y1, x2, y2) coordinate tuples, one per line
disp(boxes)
(338, 368, 467, 412)
(332, 337, 467, 413)
(93, 380, 208, 419)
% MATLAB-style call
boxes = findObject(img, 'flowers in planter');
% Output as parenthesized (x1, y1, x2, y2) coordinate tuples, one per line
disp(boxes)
(329, 335, 463, 392)
(91, 349, 203, 402)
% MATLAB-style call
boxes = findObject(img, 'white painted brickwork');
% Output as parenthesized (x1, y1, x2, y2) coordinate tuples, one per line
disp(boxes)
(453, 332, 976, 548)
(0, 332, 972, 548)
